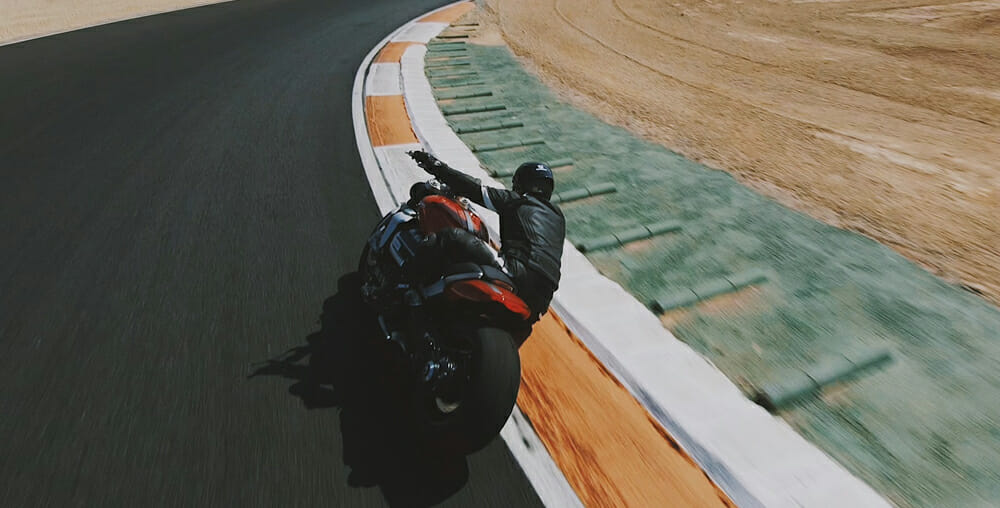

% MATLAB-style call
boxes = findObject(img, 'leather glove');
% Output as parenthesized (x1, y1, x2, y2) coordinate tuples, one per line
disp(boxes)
(407, 150, 444, 176)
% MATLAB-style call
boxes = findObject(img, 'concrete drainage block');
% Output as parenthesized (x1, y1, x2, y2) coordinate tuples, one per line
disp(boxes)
(425, 61, 472, 69)
(426, 56, 471, 63)
(472, 137, 545, 152)
(427, 69, 477, 78)
(431, 79, 486, 89)
(455, 118, 521, 134)
(442, 103, 507, 116)
(426, 48, 467, 55)
(548, 158, 573, 168)
(436, 90, 493, 101)
(752, 349, 893, 411)
(427, 42, 466, 49)
(550, 182, 617, 204)
(649, 268, 769, 313)
(576, 220, 682, 252)
(492, 158, 573, 177)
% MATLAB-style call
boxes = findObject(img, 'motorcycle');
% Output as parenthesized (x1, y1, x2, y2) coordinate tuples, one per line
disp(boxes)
(358, 179, 531, 454)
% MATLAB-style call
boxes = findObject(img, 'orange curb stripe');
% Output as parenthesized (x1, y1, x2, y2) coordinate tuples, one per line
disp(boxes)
(519, 313, 734, 507)
(365, 95, 418, 147)
(420, 2, 475, 23)
(376, 42, 419, 64)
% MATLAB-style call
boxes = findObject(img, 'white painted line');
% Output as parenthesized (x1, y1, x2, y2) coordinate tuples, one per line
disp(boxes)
(397, 23, 891, 508)
(353, 5, 583, 506)
(352, 19, 407, 211)
(365, 63, 403, 96)
(392, 22, 450, 43)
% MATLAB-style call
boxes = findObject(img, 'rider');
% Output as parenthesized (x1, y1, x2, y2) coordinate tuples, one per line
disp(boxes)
(408, 150, 565, 323)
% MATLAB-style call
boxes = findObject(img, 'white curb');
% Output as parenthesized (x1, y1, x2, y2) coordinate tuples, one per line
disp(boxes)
(365, 63, 404, 96)
(352, 27, 398, 213)
(393, 22, 449, 44)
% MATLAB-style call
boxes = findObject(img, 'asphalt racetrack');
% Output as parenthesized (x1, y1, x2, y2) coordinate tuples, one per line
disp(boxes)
(0, 0, 543, 505)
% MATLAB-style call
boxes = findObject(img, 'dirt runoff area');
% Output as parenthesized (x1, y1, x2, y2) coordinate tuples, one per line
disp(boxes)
(476, 0, 1000, 304)
(1, 0, 230, 45)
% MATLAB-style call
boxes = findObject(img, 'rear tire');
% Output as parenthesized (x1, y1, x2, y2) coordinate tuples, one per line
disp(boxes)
(414, 327, 521, 455)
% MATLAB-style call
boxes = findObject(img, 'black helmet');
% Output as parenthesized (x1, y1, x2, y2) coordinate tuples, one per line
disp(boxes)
(512, 162, 555, 200)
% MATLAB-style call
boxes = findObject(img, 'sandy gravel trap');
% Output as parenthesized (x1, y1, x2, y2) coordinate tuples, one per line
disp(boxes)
(480, 0, 1000, 304)
(1, 0, 230, 44)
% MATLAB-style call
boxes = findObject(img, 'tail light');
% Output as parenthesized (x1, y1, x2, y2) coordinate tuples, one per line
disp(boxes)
(445, 280, 531, 320)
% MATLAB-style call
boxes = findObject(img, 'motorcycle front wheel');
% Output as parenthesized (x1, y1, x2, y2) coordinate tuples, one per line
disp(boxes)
(413, 327, 521, 455)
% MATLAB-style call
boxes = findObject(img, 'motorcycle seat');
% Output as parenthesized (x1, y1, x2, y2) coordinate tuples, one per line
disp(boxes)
(443, 262, 483, 279)
(442, 262, 517, 292)
(481, 265, 516, 291)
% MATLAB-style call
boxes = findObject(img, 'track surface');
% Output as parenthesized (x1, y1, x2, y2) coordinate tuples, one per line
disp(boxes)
(0, 1, 542, 506)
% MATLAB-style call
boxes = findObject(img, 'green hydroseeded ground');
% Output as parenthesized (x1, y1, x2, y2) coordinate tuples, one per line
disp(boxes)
(428, 40, 1000, 507)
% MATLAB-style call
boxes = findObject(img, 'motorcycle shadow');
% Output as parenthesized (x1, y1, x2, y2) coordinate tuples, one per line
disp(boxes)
(248, 272, 469, 507)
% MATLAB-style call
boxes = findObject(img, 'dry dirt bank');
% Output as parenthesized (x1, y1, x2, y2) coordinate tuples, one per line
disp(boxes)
(1, 0, 230, 45)
(477, 0, 1000, 304)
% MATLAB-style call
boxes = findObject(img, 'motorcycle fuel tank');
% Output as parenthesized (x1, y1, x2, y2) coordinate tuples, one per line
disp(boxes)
(418, 195, 489, 241)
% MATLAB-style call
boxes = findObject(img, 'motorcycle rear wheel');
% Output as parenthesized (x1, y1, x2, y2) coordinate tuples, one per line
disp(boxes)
(413, 327, 521, 455)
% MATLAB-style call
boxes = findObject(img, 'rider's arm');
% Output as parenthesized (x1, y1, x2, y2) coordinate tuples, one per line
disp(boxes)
(410, 150, 518, 212)
(427, 160, 483, 200)
(480, 186, 518, 213)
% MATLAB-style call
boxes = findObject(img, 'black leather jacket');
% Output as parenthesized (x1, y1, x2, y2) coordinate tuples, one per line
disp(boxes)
(430, 163, 566, 297)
